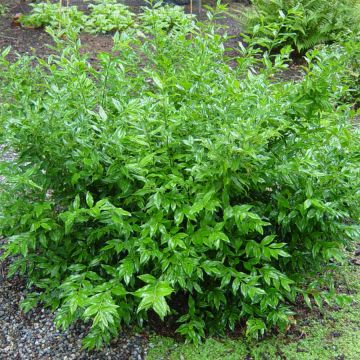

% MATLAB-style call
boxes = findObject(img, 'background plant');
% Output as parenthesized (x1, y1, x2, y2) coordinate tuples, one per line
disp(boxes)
(244, 0, 360, 54)
(1, 9, 359, 349)
(20, 1, 87, 31)
(339, 33, 360, 108)
(85, 0, 134, 34)
(139, 2, 195, 33)
(19, 1, 193, 35)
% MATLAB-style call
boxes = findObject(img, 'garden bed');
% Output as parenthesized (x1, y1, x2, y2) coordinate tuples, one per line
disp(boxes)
(0, 0, 247, 62)
(0, 1, 359, 359)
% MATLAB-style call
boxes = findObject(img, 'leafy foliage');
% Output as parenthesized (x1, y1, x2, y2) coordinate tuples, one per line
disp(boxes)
(19, 1, 192, 35)
(20, 2, 87, 31)
(245, 0, 360, 54)
(139, 3, 195, 33)
(1, 8, 360, 349)
(85, 1, 134, 34)
(339, 33, 360, 108)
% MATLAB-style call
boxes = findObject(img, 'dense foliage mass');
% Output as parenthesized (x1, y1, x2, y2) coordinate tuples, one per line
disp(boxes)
(84, 0, 134, 33)
(245, 0, 360, 53)
(0, 6, 360, 349)
(19, 0, 193, 35)
(20, 2, 87, 31)
(340, 36, 360, 108)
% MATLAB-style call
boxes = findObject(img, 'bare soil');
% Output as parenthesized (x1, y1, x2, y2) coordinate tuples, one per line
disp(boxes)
(0, 0, 248, 62)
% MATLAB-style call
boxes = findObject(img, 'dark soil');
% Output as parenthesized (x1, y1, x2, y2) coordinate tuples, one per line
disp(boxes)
(0, 0, 117, 61)
(0, 0, 54, 60)
(0, 0, 247, 62)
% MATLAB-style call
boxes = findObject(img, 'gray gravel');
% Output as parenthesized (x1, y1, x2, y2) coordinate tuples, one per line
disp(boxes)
(0, 247, 149, 360)
(0, 144, 16, 161)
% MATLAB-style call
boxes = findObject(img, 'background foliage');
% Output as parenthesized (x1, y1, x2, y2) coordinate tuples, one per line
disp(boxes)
(19, 0, 193, 35)
(245, 0, 360, 53)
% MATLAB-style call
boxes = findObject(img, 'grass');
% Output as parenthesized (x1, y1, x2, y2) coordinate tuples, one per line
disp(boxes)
(147, 261, 360, 360)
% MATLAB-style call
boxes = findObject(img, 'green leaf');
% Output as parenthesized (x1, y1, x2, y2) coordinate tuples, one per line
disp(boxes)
(246, 318, 266, 338)
(261, 235, 276, 246)
(303, 293, 312, 308)
(135, 281, 174, 320)
(152, 74, 163, 89)
(86, 192, 94, 208)
(138, 274, 156, 284)
(304, 199, 312, 210)
(73, 195, 80, 210)
(98, 106, 108, 121)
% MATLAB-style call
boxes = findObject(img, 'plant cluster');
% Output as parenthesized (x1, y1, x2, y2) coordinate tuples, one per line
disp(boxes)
(140, 2, 195, 33)
(244, 0, 360, 54)
(20, 2, 87, 31)
(85, 0, 134, 34)
(19, 1, 193, 35)
(1, 6, 360, 351)
(340, 34, 360, 108)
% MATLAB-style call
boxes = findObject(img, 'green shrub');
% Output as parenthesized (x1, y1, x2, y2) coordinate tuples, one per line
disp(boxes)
(0, 14, 359, 349)
(139, 3, 195, 33)
(245, 0, 360, 54)
(313, 33, 360, 109)
(85, 1, 134, 34)
(19, 1, 192, 35)
(340, 34, 360, 108)
(20, 2, 87, 31)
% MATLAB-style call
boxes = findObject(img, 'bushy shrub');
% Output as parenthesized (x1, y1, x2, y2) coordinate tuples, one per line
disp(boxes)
(340, 34, 360, 108)
(19, 1, 193, 35)
(139, 2, 195, 33)
(0, 13, 359, 349)
(245, 0, 360, 54)
(85, 1, 134, 34)
(20, 2, 87, 30)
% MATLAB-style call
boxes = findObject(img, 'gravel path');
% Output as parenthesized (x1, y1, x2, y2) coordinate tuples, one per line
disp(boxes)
(0, 241, 149, 360)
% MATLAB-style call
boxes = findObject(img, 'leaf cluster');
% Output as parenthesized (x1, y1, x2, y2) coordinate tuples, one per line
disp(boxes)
(244, 0, 360, 54)
(20, 2, 87, 31)
(19, 1, 193, 35)
(84, 1, 135, 34)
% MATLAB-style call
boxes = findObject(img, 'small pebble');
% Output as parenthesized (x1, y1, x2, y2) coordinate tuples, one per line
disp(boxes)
(0, 237, 148, 359)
